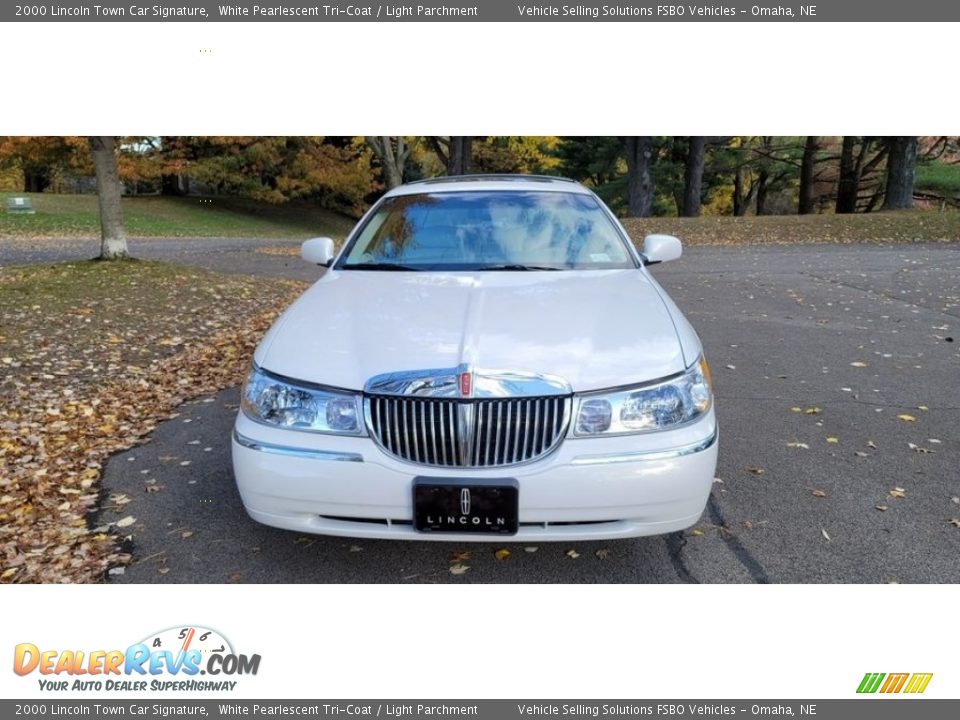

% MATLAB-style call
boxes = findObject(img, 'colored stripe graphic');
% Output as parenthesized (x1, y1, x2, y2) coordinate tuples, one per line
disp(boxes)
(857, 672, 932, 694)
(857, 673, 885, 693)
(880, 673, 909, 693)
(904, 673, 933, 694)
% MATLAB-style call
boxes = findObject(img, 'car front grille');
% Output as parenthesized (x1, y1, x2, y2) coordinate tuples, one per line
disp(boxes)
(366, 395, 571, 468)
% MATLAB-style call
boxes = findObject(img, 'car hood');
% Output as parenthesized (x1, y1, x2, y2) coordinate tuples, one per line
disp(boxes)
(256, 269, 691, 393)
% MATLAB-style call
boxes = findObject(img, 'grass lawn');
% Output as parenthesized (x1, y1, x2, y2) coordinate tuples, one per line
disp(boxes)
(2, 191, 957, 248)
(621, 209, 960, 247)
(915, 162, 960, 198)
(0, 193, 355, 240)
(0, 260, 305, 583)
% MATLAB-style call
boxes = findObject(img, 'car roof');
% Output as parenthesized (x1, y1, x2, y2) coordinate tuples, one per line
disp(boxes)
(383, 174, 592, 198)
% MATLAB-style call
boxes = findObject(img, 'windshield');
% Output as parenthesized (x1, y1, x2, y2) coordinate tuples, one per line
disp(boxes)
(338, 190, 636, 271)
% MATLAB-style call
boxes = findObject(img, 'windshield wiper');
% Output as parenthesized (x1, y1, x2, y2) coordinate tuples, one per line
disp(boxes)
(480, 263, 563, 271)
(341, 262, 425, 271)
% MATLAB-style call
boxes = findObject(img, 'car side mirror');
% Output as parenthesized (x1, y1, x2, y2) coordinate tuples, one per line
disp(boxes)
(301, 237, 336, 266)
(641, 234, 682, 265)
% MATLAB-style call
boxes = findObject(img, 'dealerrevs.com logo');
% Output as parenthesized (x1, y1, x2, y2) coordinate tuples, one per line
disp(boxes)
(13, 626, 261, 693)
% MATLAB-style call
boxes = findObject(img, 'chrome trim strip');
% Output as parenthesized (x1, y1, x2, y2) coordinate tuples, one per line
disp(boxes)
(233, 430, 363, 462)
(364, 364, 572, 398)
(570, 428, 718, 465)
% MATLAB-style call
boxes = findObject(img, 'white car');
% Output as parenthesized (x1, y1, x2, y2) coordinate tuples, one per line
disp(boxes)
(232, 175, 717, 541)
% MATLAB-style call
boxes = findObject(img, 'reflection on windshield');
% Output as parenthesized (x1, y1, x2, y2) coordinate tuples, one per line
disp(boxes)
(340, 190, 635, 271)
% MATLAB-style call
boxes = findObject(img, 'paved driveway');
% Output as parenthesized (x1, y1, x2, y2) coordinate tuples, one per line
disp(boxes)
(13, 238, 957, 582)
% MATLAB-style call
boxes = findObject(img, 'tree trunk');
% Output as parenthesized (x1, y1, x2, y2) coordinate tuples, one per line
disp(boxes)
(365, 136, 407, 189)
(448, 136, 473, 175)
(161, 174, 186, 196)
(836, 136, 859, 214)
(681, 136, 706, 217)
(622, 136, 654, 217)
(882, 136, 918, 210)
(23, 169, 50, 194)
(88, 136, 129, 260)
(755, 168, 769, 215)
(798, 136, 818, 214)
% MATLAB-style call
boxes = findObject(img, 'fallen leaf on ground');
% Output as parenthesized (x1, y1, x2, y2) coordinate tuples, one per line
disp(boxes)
(451, 551, 472, 563)
(826, 437, 839, 444)
(812, 489, 827, 498)
(804, 407, 821, 415)
(524, 546, 539, 553)
(0, 262, 306, 583)
(897, 414, 916, 422)
(854, 451, 868, 458)
(746, 465, 766, 475)
(180, 530, 194, 539)
(821, 529, 831, 541)
(494, 548, 510, 561)
(349, 545, 362, 553)
(786, 441, 810, 449)
(889, 488, 907, 499)
(115, 516, 136, 528)
(595, 549, 611, 560)
(449, 564, 470, 576)
(565, 549, 580, 559)
(850, 361, 868, 367)
(875, 504, 889, 512)
(949, 519, 960, 528)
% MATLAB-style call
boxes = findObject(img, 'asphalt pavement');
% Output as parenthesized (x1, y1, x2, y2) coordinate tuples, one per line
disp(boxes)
(7, 237, 959, 582)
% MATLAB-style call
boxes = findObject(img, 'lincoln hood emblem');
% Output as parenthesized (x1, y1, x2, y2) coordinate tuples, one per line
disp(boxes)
(458, 370, 472, 398)
(460, 488, 471, 515)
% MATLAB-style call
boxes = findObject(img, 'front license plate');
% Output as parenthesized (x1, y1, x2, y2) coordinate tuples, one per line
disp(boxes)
(413, 478, 519, 535)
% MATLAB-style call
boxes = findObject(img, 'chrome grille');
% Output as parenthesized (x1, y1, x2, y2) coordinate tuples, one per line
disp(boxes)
(367, 396, 570, 468)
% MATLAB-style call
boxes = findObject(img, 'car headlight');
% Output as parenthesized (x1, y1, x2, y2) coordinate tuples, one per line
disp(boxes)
(241, 365, 366, 436)
(572, 356, 713, 436)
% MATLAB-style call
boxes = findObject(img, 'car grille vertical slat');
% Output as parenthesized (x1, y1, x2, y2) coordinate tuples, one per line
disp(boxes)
(368, 395, 570, 469)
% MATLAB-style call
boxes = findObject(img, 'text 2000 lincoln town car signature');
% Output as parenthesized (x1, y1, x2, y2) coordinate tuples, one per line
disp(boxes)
(232, 175, 718, 541)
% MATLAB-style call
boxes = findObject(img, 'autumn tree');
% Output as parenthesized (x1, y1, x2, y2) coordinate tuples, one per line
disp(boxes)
(88, 136, 129, 260)
(882, 136, 919, 210)
(471, 137, 560, 175)
(165, 137, 376, 216)
(365, 136, 416, 189)
(0, 136, 87, 192)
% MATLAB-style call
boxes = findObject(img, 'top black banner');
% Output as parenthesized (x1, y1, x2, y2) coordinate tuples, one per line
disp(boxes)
(4, 1, 958, 22)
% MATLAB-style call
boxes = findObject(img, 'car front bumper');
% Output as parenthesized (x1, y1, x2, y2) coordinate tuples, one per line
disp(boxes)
(231, 409, 718, 542)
